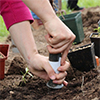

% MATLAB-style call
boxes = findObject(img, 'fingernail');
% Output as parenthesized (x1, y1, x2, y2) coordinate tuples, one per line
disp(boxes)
(58, 68, 61, 71)
(53, 80, 58, 83)
(50, 75, 55, 80)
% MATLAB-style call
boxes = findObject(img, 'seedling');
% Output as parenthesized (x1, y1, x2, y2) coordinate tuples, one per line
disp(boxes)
(90, 21, 100, 57)
(72, 42, 77, 45)
(20, 67, 33, 85)
(93, 20, 100, 36)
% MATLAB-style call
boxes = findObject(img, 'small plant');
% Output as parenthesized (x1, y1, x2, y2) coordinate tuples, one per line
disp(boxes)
(72, 42, 77, 45)
(93, 20, 100, 36)
(90, 20, 100, 57)
(20, 67, 33, 86)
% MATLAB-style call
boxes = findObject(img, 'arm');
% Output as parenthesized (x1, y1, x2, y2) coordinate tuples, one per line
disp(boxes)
(9, 21, 68, 86)
(22, 0, 76, 64)
(9, 0, 75, 86)
(22, 0, 56, 23)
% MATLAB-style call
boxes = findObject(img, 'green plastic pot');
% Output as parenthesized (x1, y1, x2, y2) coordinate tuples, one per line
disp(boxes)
(59, 12, 84, 44)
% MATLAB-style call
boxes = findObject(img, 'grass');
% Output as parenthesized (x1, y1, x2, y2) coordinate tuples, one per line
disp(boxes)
(78, 0, 99, 8)
(0, 0, 99, 42)
(62, 0, 99, 13)
(0, 16, 9, 42)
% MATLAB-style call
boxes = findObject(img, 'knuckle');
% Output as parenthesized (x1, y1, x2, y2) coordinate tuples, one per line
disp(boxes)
(67, 33, 76, 42)
(56, 75, 60, 80)
(65, 71, 67, 76)
(72, 34, 76, 41)
(60, 34, 66, 40)
(67, 62, 70, 67)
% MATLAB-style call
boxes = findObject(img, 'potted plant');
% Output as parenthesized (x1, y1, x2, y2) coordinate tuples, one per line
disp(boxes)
(59, 12, 84, 44)
(67, 43, 97, 72)
(0, 44, 9, 80)
(90, 20, 100, 57)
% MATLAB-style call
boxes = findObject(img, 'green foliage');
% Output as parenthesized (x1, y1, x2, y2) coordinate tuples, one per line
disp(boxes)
(94, 27, 100, 34)
(20, 67, 33, 85)
(93, 20, 100, 35)
(62, 0, 99, 14)
(78, 0, 99, 8)
(0, 16, 9, 42)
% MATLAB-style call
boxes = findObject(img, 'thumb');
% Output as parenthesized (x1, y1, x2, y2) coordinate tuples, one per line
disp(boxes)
(44, 62, 56, 80)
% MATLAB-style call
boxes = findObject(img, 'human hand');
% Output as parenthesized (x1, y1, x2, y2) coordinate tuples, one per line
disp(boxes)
(28, 53, 69, 86)
(56, 9, 66, 17)
(44, 16, 76, 65)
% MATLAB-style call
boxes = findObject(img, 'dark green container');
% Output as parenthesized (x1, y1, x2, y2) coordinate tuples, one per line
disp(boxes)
(59, 12, 84, 44)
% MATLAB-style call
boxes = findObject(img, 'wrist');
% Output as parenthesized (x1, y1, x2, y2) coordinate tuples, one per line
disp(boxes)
(42, 13, 57, 24)
(43, 15, 59, 27)
(25, 49, 38, 65)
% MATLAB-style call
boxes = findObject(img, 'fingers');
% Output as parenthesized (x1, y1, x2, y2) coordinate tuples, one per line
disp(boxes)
(28, 55, 57, 80)
(53, 73, 68, 86)
(63, 80, 68, 86)
(28, 66, 50, 80)
(58, 61, 70, 71)
(47, 42, 70, 54)
(56, 71, 67, 80)
(53, 79, 68, 86)
(47, 37, 70, 49)
(52, 61, 69, 85)
(46, 32, 75, 53)
(45, 59, 70, 87)
(61, 42, 73, 65)
(52, 72, 68, 86)
(41, 60, 57, 80)
(45, 33, 63, 45)
(53, 77, 65, 84)
(46, 33, 75, 64)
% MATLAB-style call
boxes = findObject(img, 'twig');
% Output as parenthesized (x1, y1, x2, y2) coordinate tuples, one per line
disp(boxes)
(81, 75, 85, 96)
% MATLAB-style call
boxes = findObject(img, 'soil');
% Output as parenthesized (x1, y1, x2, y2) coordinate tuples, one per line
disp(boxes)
(0, 6, 100, 100)
(0, 52, 5, 59)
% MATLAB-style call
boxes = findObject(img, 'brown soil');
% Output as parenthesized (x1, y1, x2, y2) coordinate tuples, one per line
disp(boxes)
(0, 6, 100, 100)
(0, 52, 5, 59)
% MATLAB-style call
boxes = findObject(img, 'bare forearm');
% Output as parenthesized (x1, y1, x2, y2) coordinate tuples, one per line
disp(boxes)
(22, 0, 56, 23)
(9, 21, 38, 63)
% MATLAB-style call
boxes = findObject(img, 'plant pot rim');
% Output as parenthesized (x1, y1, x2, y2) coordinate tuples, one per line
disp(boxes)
(0, 43, 9, 46)
(90, 33, 100, 38)
(69, 43, 93, 53)
(0, 44, 9, 59)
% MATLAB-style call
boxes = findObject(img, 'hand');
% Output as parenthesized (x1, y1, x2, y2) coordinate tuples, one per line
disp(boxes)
(44, 16, 76, 65)
(56, 9, 66, 16)
(28, 53, 69, 86)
